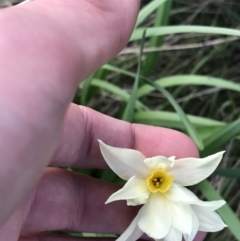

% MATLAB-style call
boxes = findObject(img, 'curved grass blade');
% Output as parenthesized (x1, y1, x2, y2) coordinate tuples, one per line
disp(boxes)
(142, 0, 172, 76)
(214, 168, 240, 179)
(139, 79, 204, 150)
(102, 65, 203, 150)
(91, 79, 148, 111)
(122, 30, 146, 122)
(81, 75, 94, 105)
(137, 75, 240, 98)
(130, 26, 240, 42)
(133, 111, 227, 141)
(136, 0, 167, 27)
(198, 180, 240, 241)
(102, 64, 135, 78)
(133, 111, 225, 129)
(201, 118, 240, 156)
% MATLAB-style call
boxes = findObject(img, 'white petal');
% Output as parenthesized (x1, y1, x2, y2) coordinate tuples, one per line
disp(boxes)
(168, 156, 176, 161)
(144, 156, 174, 170)
(169, 151, 225, 186)
(165, 184, 227, 212)
(192, 206, 227, 232)
(171, 203, 192, 235)
(99, 140, 150, 180)
(127, 198, 148, 206)
(164, 227, 182, 241)
(164, 184, 199, 204)
(138, 193, 172, 239)
(106, 176, 150, 204)
(183, 209, 199, 241)
(117, 208, 144, 241)
(193, 200, 226, 211)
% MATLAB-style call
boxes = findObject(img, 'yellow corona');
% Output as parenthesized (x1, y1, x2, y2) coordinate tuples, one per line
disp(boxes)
(147, 169, 173, 193)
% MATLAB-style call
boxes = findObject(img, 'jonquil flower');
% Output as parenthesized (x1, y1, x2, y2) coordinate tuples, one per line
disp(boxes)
(99, 140, 227, 241)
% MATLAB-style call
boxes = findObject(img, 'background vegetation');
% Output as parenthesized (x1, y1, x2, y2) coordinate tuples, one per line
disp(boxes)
(1, 0, 240, 240)
(75, 1, 240, 240)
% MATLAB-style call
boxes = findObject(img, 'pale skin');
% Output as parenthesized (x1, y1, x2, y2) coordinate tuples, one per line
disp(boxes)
(0, 0, 206, 240)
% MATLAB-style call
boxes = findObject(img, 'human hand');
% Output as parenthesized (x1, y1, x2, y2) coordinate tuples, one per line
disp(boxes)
(2, 104, 206, 241)
(0, 1, 205, 240)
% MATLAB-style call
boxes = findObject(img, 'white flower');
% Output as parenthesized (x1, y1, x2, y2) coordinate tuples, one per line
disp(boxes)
(99, 140, 227, 241)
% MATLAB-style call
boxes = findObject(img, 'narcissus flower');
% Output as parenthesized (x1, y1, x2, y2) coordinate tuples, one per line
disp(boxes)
(99, 140, 227, 241)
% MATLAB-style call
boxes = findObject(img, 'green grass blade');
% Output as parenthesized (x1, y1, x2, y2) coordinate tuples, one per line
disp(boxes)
(122, 30, 146, 122)
(133, 111, 225, 129)
(102, 67, 240, 96)
(137, 75, 240, 98)
(136, 0, 167, 27)
(102, 65, 203, 149)
(215, 168, 240, 179)
(91, 79, 148, 111)
(142, 0, 172, 76)
(133, 111, 226, 141)
(198, 180, 240, 241)
(103, 64, 135, 77)
(130, 26, 240, 41)
(139, 80, 204, 150)
(201, 118, 240, 156)
(80, 75, 94, 105)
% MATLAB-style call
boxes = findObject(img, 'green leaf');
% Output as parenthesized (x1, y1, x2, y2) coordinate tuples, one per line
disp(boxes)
(69, 233, 117, 238)
(142, 0, 172, 76)
(136, 0, 167, 27)
(133, 111, 225, 129)
(102, 65, 204, 150)
(138, 80, 204, 150)
(102, 64, 135, 78)
(130, 26, 240, 41)
(201, 118, 240, 156)
(215, 168, 240, 179)
(133, 111, 227, 141)
(80, 75, 94, 105)
(122, 30, 146, 122)
(198, 180, 240, 241)
(137, 75, 240, 98)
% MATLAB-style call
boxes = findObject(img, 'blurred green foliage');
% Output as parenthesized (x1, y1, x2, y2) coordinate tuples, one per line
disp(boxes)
(75, 1, 240, 240)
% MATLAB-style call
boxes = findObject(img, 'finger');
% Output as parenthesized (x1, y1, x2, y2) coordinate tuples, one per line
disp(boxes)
(0, 0, 140, 225)
(22, 168, 138, 234)
(16, 167, 203, 241)
(52, 104, 199, 168)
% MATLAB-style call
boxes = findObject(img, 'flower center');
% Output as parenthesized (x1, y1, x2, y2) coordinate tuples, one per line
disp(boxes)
(147, 169, 173, 193)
